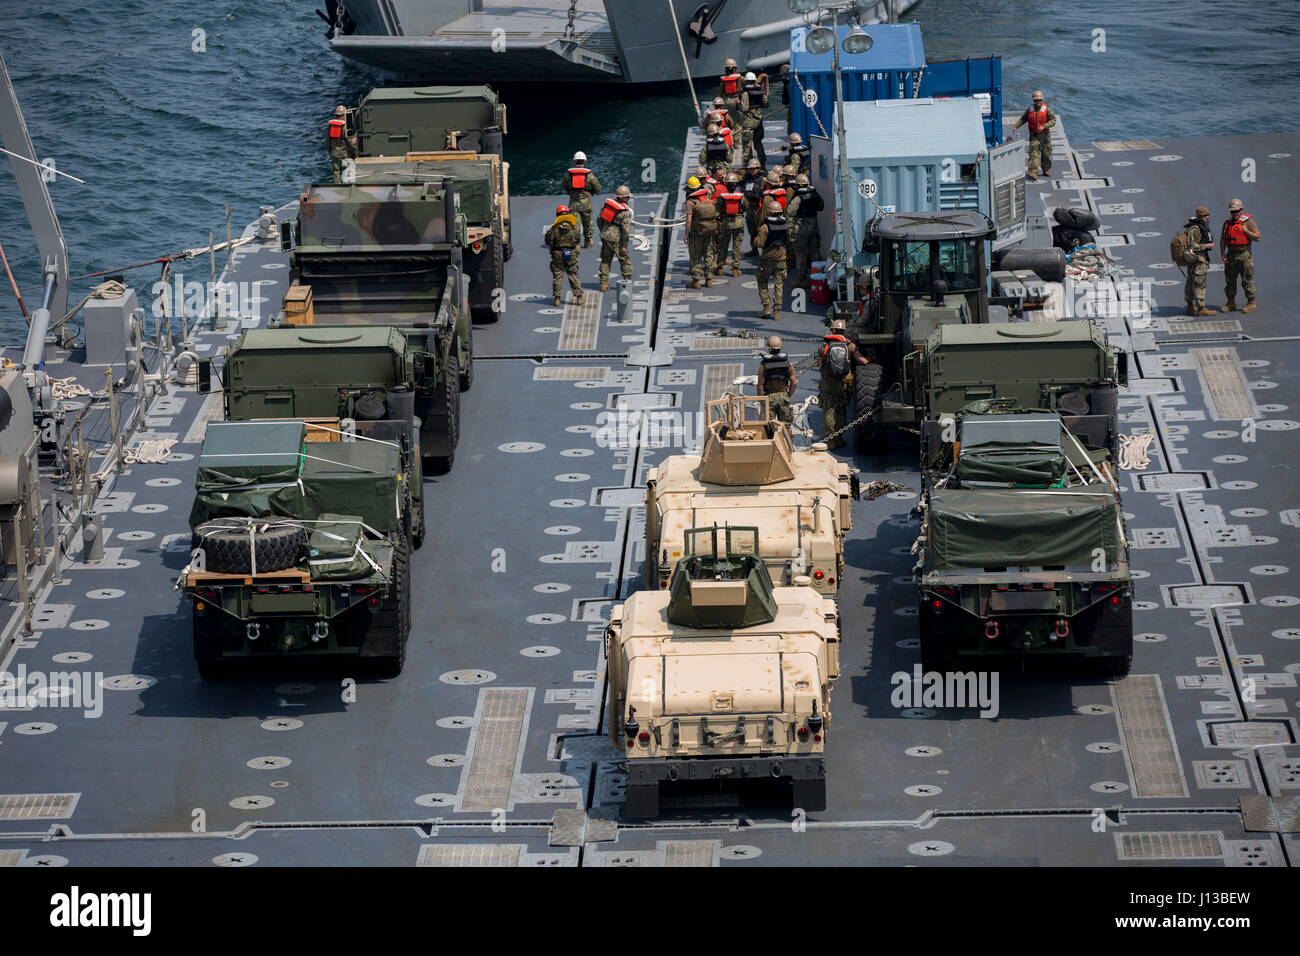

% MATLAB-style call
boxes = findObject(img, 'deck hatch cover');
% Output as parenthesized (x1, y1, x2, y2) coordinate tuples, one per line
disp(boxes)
(0, 793, 79, 820)
(1114, 831, 1222, 860)
(1111, 675, 1189, 798)
(417, 844, 525, 866)
(457, 688, 530, 811)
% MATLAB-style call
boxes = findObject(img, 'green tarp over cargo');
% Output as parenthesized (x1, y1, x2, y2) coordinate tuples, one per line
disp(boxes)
(190, 422, 402, 533)
(304, 514, 387, 582)
(927, 488, 1120, 571)
(957, 413, 1066, 486)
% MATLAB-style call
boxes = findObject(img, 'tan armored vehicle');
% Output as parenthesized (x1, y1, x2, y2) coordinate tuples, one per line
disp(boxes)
(644, 394, 857, 595)
(607, 526, 840, 817)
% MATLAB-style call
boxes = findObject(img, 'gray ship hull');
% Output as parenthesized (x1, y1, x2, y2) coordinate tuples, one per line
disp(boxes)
(328, 0, 916, 83)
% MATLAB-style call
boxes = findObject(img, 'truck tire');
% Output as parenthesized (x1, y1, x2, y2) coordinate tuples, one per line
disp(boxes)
(365, 538, 410, 676)
(427, 349, 460, 474)
(470, 240, 504, 324)
(413, 504, 426, 550)
(459, 326, 474, 392)
(852, 364, 886, 454)
(1095, 654, 1132, 677)
(791, 777, 827, 813)
(624, 783, 660, 818)
(502, 219, 513, 262)
(193, 606, 233, 678)
(1052, 206, 1101, 232)
(193, 518, 307, 574)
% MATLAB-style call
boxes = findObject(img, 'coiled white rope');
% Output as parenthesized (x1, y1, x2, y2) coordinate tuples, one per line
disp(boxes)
(50, 376, 92, 399)
(1117, 432, 1155, 471)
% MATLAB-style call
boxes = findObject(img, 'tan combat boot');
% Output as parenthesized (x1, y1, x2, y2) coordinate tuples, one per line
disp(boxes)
(704, 277, 712, 288)
(1196, 307, 1215, 317)
(553, 294, 562, 307)
(686, 278, 700, 289)
(584, 238, 592, 248)
(1243, 300, 1256, 313)
(1220, 298, 1236, 312)
(731, 266, 741, 277)
(600, 280, 610, 292)
(575, 293, 585, 306)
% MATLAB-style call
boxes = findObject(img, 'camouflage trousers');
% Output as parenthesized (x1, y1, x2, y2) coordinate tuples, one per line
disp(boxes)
(1184, 257, 1208, 310)
(745, 208, 761, 249)
(715, 221, 744, 267)
(740, 126, 759, 162)
(1224, 249, 1256, 303)
(1028, 132, 1053, 177)
(818, 374, 848, 449)
(570, 199, 593, 245)
(550, 248, 581, 297)
(757, 257, 786, 315)
(329, 146, 350, 183)
(792, 228, 821, 282)
(598, 236, 633, 282)
(766, 388, 793, 425)
(688, 230, 716, 279)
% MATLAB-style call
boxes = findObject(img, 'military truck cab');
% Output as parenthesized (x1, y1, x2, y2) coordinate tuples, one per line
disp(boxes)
(351, 85, 511, 323)
(607, 526, 840, 817)
(644, 395, 856, 594)
(915, 405, 1133, 675)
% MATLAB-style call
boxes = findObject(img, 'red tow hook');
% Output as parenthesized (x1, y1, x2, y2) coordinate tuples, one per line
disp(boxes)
(1054, 619, 1070, 639)
(985, 619, 999, 640)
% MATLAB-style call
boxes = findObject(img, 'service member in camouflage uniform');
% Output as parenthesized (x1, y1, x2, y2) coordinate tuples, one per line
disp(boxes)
(685, 180, 719, 288)
(1183, 204, 1215, 317)
(1219, 198, 1260, 313)
(718, 58, 743, 118)
(755, 198, 788, 320)
(757, 335, 797, 425)
(545, 205, 585, 306)
(1012, 90, 1057, 181)
(789, 173, 824, 288)
(699, 125, 732, 180)
(738, 72, 768, 166)
(714, 173, 746, 277)
(817, 319, 868, 450)
(327, 105, 356, 184)
(596, 186, 634, 292)
(564, 152, 602, 248)
(741, 158, 766, 256)
(784, 132, 811, 174)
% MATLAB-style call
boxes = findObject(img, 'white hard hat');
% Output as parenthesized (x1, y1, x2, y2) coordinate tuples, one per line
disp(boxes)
(572, 150, 587, 162)
(744, 72, 757, 81)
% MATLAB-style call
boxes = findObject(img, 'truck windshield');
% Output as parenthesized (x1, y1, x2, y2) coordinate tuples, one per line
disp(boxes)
(888, 238, 981, 294)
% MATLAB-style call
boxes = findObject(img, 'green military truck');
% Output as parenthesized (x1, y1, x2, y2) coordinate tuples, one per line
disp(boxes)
(181, 418, 421, 677)
(277, 177, 470, 469)
(199, 325, 460, 472)
(914, 403, 1132, 675)
(351, 85, 511, 322)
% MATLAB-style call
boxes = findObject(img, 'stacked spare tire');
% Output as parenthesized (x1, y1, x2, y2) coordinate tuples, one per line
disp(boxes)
(193, 517, 308, 574)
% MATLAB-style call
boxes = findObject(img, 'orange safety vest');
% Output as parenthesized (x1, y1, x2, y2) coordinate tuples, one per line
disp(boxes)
(719, 126, 734, 148)
(764, 186, 787, 210)
(688, 188, 712, 203)
(1026, 104, 1050, 134)
(599, 198, 628, 224)
(328, 118, 346, 139)
(567, 167, 589, 190)
(719, 191, 743, 216)
(1224, 213, 1252, 246)
(720, 73, 742, 96)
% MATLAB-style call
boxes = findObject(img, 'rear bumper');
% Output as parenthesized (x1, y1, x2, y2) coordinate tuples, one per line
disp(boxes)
(627, 755, 824, 785)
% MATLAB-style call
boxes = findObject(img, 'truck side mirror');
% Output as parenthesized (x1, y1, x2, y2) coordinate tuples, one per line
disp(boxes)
(279, 220, 293, 252)
(196, 359, 212, 394)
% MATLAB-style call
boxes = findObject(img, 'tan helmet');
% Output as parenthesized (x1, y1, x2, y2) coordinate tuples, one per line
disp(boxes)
(767, 335, 783, 351)
(830, 318, 847, 331)
(764, 198, 782, 215)
(782, 164, 795, 177)
(764, 172, 780, 185)
(1229, 198, 1244, 212)
(1195, 205, 1209, 218)
(1032, 89, 1045, 102)
(725, 58, 738, 71)
(796, 173, 809, 186)
(713, 96, 725, 107)
(789, 132, 802, 144)
(747, 157, 761, 169)
(726, 172, 740, 185)
(334, 105, 346, 116)
(616, 185, 631, 200)
(707, 124, 719, 135)
(696, 165, 708, 176)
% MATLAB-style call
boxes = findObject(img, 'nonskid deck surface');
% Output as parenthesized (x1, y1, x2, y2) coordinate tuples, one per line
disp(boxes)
(0, 119, 1297, 866)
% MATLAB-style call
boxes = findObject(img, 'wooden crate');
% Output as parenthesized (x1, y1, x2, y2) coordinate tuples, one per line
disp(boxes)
(187, 566, 310, 587)
(283, 283, 314, 326)
(302, 418, 341, 442)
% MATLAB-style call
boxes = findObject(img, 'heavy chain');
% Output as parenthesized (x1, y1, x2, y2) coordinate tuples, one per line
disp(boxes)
(565, 0, 578, 39)
(820, 405, 875, 445)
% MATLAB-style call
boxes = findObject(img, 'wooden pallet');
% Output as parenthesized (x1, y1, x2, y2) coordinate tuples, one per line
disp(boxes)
(186, 567, 310, 587)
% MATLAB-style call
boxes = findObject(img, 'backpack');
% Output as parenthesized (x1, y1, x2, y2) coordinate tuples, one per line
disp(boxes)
(824, 341, 850, 377)
(1170, 226, 1198, 266)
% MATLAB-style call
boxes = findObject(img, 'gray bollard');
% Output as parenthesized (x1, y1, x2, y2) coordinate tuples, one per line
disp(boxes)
(81, 512, 104, 563)
(616, 278, 633, 325)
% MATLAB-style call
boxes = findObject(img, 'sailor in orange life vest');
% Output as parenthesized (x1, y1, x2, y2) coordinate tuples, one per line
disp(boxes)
(327, 105, 357, 184)
(817, 318, 869, 450)
(719, 58, 743, 118)
(714, 172, 746, 278)
(1011, 90, 1057, 181)
(1219, 198, 1260, 313)
(564, 151, 602, 248)
(596, 185, 634, 292)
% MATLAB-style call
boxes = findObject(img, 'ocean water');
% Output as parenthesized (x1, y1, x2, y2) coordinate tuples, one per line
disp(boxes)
(1, 0, 1297, 341)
